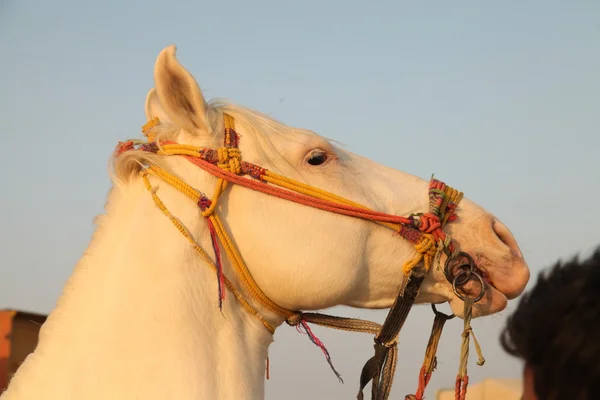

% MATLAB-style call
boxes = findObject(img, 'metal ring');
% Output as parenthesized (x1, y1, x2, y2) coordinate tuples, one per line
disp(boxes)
(431, 303, 455, 320)
(452, 269, 486, 303)
(453, 268, 472, 287)
(444, 251, 477, 284)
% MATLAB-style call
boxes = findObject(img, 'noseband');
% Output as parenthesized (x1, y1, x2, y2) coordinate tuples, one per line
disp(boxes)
(115, 114, 487, 400)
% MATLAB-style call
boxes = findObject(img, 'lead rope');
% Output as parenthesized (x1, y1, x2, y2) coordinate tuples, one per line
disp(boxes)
(116, 115, 478, 400)
(455, 298, 485, 400)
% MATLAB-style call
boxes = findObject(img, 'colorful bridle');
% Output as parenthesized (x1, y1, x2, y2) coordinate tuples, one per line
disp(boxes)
(115, 114, 486, 400)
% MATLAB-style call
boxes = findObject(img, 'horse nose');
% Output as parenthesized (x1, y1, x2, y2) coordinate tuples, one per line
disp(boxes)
(492, 218, 523, 260)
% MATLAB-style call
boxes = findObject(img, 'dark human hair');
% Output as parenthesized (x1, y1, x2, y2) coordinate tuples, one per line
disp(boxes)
(500, 246, 600, 400)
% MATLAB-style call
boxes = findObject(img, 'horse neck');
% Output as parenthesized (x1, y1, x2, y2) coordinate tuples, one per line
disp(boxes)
(3, 177, 275, 400)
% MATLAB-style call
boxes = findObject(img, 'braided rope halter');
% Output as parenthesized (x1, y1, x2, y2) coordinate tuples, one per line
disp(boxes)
(115, 114, 487, 400)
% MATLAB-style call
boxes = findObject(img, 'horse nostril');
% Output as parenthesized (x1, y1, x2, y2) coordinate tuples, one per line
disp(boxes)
(492, 218, 523, 259)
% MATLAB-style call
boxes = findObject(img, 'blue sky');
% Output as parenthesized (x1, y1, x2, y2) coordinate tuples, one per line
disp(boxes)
(1, 1, 599, 398)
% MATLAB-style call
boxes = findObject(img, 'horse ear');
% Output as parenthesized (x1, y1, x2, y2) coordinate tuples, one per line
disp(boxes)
(144, 88, 170, 121)
(153, 45, 209, 134)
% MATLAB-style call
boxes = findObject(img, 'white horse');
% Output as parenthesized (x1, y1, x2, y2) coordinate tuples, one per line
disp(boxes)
(1, 45, 529, 400)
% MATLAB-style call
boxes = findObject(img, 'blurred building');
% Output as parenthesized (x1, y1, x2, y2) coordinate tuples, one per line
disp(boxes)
(436, 378, 522, 399)
(0, 310, 47, 392)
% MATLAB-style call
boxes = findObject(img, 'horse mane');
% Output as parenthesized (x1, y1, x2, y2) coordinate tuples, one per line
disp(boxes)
(110, 99, 315, 184)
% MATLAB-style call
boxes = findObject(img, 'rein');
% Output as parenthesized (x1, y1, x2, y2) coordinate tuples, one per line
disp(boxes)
(115, 114, 487, 400)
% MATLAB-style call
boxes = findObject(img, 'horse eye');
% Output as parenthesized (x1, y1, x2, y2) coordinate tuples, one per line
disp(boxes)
(307, 151, 328, 166)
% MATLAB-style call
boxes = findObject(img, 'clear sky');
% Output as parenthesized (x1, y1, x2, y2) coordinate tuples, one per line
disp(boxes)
(1, 0, 599, 398)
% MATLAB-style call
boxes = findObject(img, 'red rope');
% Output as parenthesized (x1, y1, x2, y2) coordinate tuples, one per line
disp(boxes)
(182, 156, 460, 256)
(114, 140, 134, 157)
(183, 155, 417, 226)
(414, 366, 432, 400)
(455, 375, 469, 400)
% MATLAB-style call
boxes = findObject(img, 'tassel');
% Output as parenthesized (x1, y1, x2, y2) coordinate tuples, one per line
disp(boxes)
(206, 217, 226, 309)
(296, 318, 343, 383)
(198, 195, 226, 310)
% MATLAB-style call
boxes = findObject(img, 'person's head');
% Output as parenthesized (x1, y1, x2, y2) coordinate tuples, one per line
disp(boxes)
(500, 246, 600, 400)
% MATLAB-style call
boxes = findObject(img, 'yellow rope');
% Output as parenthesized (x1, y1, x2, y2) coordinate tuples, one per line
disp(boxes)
(210, 213, 295, 318)
(402, 235, 437, 275)
(143, 164, 295, 318)
(158, 144, 204, 158)
(145, 166, 200, 202)
(142, 117, 160, 141)
(263, 171, 402, 233)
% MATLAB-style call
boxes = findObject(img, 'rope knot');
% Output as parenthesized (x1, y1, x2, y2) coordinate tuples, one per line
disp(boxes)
(415, 213, 451, 247)
(286, 313, 304, 326)
(461, 325, 472, 339)
(198, 195, 212, 212)
(417, 213, 441, 234)
(217, 147, 242, 174)
(241, 162, 267, 180)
